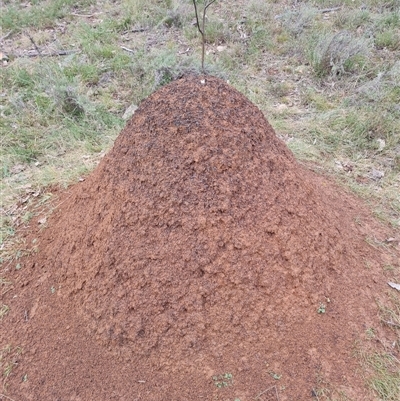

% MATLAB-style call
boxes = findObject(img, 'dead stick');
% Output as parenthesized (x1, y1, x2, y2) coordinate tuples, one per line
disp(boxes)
(275, 384, 280, 401)
(255, 385, 277, 399)
(26, 31, 42, 57)
(120, 46, 135, 54)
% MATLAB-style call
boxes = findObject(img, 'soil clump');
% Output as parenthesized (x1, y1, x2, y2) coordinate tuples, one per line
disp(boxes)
(2, 75, 399, 400)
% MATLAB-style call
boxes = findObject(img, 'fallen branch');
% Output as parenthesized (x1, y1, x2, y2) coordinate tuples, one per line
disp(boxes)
(121, 27, 148, 35)
(120, 46, 135, 54)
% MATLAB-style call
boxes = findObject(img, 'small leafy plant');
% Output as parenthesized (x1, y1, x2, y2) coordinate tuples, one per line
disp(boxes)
(270, 371, 282, 380)
(212, 372, 233, 388)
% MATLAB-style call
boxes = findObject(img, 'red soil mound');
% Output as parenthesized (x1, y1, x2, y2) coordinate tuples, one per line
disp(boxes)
(2, 76, 399, 400)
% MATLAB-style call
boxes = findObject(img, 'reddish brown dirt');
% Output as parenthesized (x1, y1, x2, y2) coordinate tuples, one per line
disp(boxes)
(2, 75, 399, 400)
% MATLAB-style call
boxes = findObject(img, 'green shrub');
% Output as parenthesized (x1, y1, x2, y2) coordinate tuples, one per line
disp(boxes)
(310, 31, 371, 77)
(375, 30, 400, 50)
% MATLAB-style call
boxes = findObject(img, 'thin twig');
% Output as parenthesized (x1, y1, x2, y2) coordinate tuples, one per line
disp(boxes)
(192, 0, 217, 72)
(120, 46, 135, 54)
(0, 31, 12, 42)
(204, 0, 217, 12)
(131, 28, 147, 33)
(202, 2, 217, 41)
(25, 31, 42, 57)
(192, 0, 202, 35)
(255, 385, 279, 399)
(201, 4, 207, 71)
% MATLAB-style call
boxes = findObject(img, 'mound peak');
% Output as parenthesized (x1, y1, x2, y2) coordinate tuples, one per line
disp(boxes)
(4, 75, 394, 400)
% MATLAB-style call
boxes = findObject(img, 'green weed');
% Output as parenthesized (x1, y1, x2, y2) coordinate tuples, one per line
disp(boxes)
(375, 30, 400, 50)
(212, 372, 233, 388)
(363, 352, 400, 400)
(313, 373, 351, 401)
(356, 292, 400, 400)
(378, 294, 400, 333)
(309, 31, 371, 77)
(333, 9, 371, 30)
